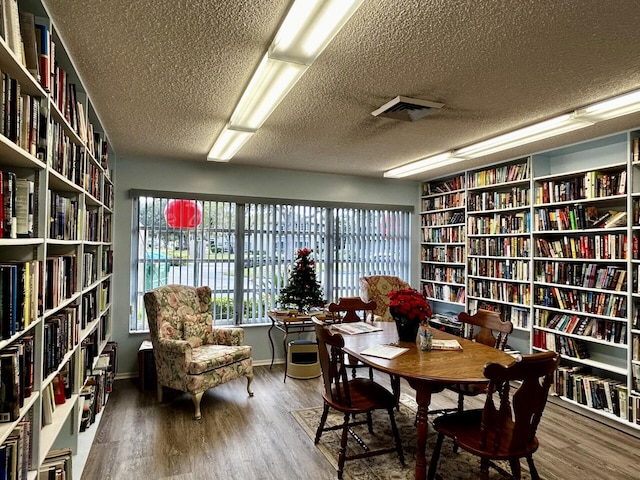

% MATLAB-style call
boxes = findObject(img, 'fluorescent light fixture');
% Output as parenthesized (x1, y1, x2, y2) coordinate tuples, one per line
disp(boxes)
(384, 152, 463, 178)
(576, 89, 640, 121)
(455, 114, 593, 159)
(270, 0, 364, 65)
(207, 126, 255, 162)
(229, 54, 307, 131)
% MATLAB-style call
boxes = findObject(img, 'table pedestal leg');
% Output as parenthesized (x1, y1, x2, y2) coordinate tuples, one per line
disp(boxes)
(409, 380, 432, 480)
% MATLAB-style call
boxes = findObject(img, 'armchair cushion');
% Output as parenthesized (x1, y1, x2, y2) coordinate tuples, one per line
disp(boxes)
(183, 313, 213, 347)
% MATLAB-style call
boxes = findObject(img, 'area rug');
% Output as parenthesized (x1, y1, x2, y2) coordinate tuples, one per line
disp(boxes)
(291, 394, 537, 480)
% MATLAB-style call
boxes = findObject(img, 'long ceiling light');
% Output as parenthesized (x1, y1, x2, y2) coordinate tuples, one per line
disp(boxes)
(207, 127, 255, 162)
(208, 0, 364, 162)
(385, 87, 640, 179)
(384, 152, 462, 179)
(455, 113, 593, 159)
(575, 89, 640, 122)
(229, 54, 307, 131)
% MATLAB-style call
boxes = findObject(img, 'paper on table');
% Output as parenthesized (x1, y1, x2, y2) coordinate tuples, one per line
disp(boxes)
(331, 322, 383, 335)
(431, 339, 462, 350)
(360, 344, 409, 359)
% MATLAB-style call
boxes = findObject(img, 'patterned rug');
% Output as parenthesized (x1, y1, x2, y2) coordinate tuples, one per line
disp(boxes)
(291, 394, 537, 480)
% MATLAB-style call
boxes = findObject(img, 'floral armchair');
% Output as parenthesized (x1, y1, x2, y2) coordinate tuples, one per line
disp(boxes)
(143, 284, 254, 419)
(359, 275, 412, 321)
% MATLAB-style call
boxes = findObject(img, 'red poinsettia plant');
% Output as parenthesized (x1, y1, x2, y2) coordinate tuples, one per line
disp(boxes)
(388, 288, 432, 324)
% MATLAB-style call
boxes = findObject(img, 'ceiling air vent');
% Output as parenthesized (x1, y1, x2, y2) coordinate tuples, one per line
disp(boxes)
(371, 96, 444, 122)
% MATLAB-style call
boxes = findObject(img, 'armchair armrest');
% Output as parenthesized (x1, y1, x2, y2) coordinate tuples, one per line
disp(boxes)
(157, 338, 193, 369)
(212, 327, 245, 346)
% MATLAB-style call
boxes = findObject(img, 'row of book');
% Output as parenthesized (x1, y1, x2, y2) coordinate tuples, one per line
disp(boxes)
(467, 185, 530, 212)
(48, 192, 78, 241)
(0, 416, 31, 480)
(535, 233, 627, 260)
(468, 159, 529, 188)
(535, 168, 627, 204)
(535, 261, 627, 292)
(423, 282, 466, 304)
(535, 313, 627, 344)
(421, 244, 464, 263)
(0, 337, 34, 423)
(468, 236, 530, 257)
(467, 211, 530, 235)
(41, 364, 71, 427)
(534, 285, 627, 319)
(0, 261, 40, 340)
(420, 210, 464, 227)
(421, 192, 465, 212)
(44, 255, 76, 311)
(79, 341, 117, 432)
(0, 70, 44, 160)
(82, 252, 97, 289)
(422, 225, 464, 243)
(423, 173, 464, 195)
(468, 257, 530, 281)
(422, 265, 464, 284)
(535, 205, 626, 232)
(533, 333, 590, 359)
(553, 365, 628, 418)
(43, 308, 79, 378)
(1, 171, 35, 239)
(468, 278, 530, 305)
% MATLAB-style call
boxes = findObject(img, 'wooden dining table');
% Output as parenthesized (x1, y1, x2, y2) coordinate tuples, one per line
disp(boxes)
(339, 321, 515, 480)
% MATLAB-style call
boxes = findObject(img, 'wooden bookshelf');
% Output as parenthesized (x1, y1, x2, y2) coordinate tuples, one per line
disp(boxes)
(420, 131, 640, 431)
(420, 173, 466, 309)
(0, 0, 116, 477)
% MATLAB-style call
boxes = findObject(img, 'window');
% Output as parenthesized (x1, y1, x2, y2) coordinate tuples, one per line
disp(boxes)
(131, 194, 410, 331)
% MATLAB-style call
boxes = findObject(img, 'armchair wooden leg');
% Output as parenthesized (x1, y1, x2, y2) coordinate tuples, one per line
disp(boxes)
(246, 374, 254, 397)
(156, 382, 163, 402)
(427, 432, 444, 480)
(192, 392, 204, 420)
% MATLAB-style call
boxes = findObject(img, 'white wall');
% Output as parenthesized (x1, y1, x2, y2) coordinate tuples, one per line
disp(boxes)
(112, 155, 420, 375)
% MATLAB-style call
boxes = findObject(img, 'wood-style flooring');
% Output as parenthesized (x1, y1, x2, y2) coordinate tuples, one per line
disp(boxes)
(80, 365, 640, 480)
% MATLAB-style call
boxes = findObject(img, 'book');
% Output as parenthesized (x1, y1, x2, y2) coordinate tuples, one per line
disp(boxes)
(430, 339, 463, 350)
(330, 322, 383, 335)
(0, 349, 20, 422)
(360, 344, 409, 359)
(14, 178, 33, 237)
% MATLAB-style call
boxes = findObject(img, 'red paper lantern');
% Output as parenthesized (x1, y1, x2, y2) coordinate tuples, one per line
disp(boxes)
(164, 199, 202, 229)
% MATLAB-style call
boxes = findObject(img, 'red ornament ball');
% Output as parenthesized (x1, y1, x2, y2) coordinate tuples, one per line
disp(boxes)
(164, 199, 203, 229)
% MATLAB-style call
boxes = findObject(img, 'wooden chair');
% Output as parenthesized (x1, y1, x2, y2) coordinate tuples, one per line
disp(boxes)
(427, 351, 560, 480)
(445, 309, 514, 413)
(312, 318, 404, 479)
(328, 297, 377, 380)
(328, 297, 401, 407)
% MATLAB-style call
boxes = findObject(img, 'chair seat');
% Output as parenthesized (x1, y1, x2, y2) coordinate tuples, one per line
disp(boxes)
(432, 409, 539, 460)
(189, 344, 253, 374)
(326, 378, 397, 413)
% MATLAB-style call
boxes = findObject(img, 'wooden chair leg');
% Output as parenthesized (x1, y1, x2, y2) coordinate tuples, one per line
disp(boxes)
(427, 432, 444, 480)
(156, 382, 163, 402)
(480, 458, 490, 480)
(387, 408, 405, 466)
(509, 458, 522, 479)
(314, 404, 330, 444)
(191, 392, 204, 420)
(526, 455, 540, 480)
(337, 413, 350, 480)
(246, 374, 254, 396)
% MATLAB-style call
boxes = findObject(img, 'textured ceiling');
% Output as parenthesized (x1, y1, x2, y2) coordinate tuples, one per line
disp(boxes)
(41, 0, 640, 180)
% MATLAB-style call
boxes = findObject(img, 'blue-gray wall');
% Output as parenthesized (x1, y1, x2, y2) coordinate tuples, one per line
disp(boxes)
(112, 155, 420, 376)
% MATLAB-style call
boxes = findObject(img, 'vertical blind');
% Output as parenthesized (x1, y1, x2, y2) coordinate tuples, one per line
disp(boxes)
(132, 195, 410, 331)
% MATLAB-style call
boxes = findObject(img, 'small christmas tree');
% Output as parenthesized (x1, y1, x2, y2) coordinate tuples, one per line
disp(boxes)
(279, 248, 325, 312)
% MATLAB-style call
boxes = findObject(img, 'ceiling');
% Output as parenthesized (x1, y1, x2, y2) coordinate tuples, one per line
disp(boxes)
(41, 0, 640, 180)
